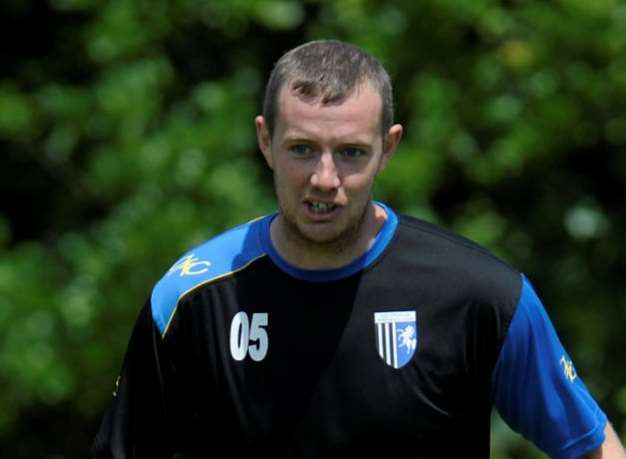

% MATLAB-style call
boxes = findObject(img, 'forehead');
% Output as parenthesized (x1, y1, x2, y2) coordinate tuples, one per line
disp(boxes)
(274, 82, 383, 142)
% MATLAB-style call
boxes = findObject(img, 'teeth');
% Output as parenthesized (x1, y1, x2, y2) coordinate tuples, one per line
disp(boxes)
(309, 202, 335, 213)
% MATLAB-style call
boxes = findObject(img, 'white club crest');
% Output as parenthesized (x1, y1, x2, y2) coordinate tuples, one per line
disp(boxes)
(374, 311, 417, 369)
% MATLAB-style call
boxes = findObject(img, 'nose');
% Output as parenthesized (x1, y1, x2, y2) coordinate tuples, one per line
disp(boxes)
(310, 152, 340, 190)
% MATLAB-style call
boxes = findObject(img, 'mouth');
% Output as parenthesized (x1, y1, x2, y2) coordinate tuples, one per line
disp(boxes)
(306, 200, 338, 215)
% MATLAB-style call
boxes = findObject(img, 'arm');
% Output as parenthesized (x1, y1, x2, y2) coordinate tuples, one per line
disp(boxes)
(584, 423, 626, 459)
(92, 303, 176, 458)
(492, 276, 609, 459)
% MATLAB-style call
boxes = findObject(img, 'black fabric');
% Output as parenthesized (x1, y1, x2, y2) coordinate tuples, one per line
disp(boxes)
(93, 214, 522, 458)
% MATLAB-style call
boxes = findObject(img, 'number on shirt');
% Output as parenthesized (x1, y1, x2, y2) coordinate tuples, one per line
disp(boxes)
(230, 312, 269, 361)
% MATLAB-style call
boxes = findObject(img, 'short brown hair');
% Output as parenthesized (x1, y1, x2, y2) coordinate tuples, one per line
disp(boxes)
(262, 40, 394, 137)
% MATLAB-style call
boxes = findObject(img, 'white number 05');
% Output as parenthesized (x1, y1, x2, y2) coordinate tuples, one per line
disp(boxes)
(229, 312, 269, 362)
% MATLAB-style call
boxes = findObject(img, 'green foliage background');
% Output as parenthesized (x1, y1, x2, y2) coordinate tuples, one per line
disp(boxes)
(1, 0, 625, 457)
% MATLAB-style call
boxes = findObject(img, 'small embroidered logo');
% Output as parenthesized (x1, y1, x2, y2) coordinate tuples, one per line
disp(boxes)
(167, 254, 211, 276)
(560, 355, 577, 383)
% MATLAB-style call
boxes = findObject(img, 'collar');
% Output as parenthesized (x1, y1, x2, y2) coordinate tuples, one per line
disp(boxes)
(259, 201, 398, 282)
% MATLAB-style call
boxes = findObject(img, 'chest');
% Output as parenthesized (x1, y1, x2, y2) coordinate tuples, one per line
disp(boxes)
(169, 267, 496, 453)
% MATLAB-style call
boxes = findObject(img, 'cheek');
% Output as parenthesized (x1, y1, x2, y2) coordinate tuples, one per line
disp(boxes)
(342, 166, 378, 191)
(277, 159, 311, 184)
(273, 162, 308, 195)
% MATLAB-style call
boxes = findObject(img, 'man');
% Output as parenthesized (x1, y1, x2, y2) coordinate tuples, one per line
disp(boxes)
(92, 40, 625, 458)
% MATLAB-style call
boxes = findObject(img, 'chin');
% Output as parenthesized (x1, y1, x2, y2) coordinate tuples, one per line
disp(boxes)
(300, 231, 342, 246)
(296, 221, 355, 247)
(280, 201, 366, 249)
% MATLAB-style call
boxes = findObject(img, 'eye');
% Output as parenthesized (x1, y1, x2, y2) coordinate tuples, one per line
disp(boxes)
(288, 144, 314, 157)
(339, 147, 367, 159)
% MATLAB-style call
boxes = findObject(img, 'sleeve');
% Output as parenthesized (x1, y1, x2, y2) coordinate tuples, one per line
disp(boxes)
(91, 302, 177, 459)
(491, 275, 607, 459)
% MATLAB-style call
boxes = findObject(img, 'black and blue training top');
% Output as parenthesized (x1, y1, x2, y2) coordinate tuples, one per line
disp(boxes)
(93, 203, 607, 459)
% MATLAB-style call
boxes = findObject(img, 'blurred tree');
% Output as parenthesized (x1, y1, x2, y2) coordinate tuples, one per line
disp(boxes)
(1, 0, 625, 458)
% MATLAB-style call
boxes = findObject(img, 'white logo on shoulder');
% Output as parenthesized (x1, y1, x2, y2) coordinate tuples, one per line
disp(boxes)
(560, 355, 577, 383)
(167, 254, 211, 276)
(374, 310, 417, 369)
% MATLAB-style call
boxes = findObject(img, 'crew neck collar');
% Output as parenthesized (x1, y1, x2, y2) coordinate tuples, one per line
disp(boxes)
(258, 201, 398, 282)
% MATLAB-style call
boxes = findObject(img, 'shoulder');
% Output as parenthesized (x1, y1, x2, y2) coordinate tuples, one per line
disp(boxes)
(150, 216, 270, 336)
(395, 213, 518, 272)
(396, 213, 509, 264)
(393, 213, 523, 311)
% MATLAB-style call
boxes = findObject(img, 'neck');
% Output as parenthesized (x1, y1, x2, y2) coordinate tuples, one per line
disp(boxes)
(270, 202, 387, 270)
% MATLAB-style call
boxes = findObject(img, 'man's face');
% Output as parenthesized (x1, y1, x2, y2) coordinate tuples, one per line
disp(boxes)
(256, 82, 401, 251)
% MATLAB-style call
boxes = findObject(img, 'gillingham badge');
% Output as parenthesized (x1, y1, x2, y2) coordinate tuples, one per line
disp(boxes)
(374, 310, 417, 369)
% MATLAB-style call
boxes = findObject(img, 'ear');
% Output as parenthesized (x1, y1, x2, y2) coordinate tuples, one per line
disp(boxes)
(379, 123, 403, 171)
(255, 115, 274, 170)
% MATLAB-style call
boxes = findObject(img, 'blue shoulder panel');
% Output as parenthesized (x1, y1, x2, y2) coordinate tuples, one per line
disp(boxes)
(151, 216, 268, 336)
(492, 275, 607, 459)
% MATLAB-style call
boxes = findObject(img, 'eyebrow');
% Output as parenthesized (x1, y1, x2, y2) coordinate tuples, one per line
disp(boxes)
(282, 137, 374, 152)
(281, 131, 375, 147)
